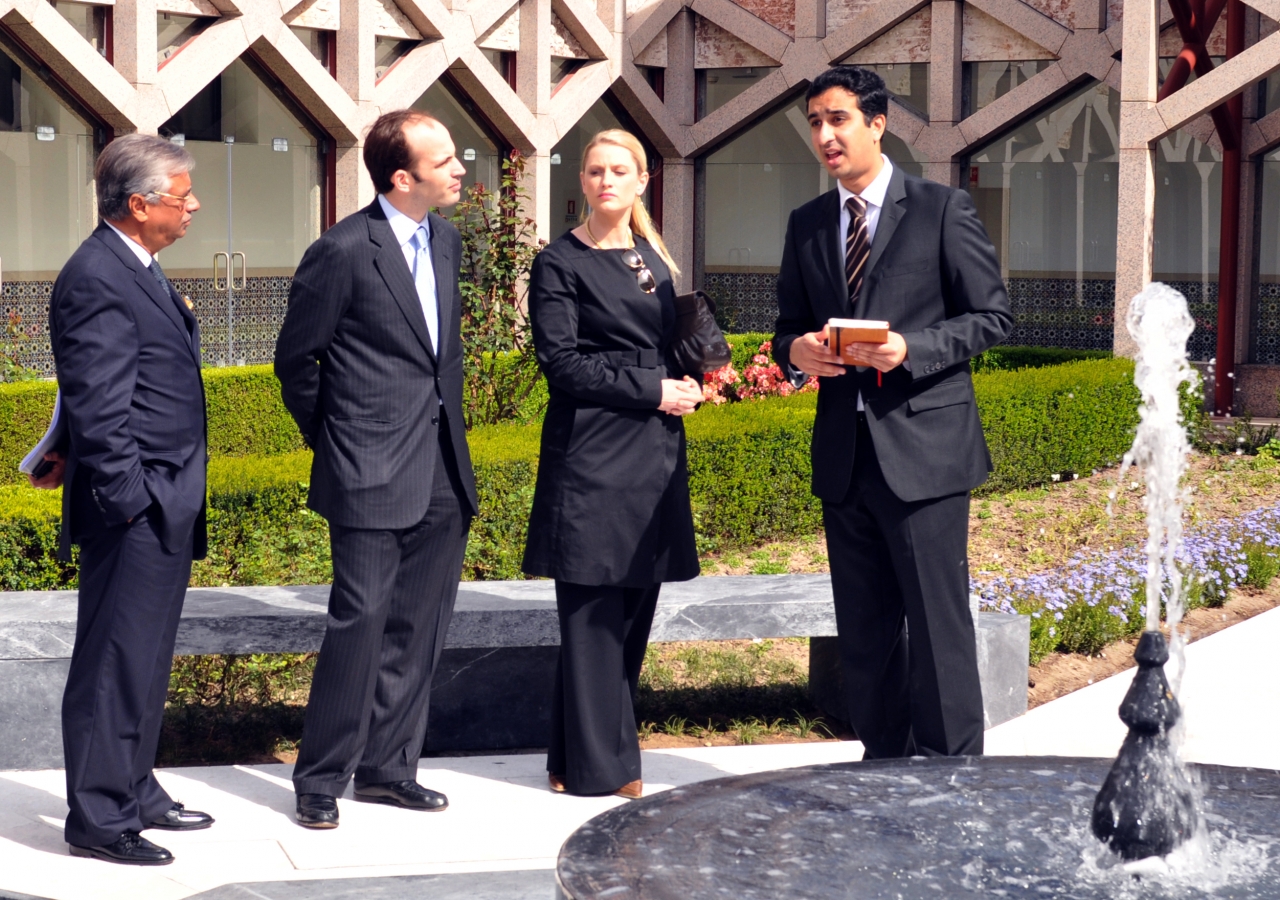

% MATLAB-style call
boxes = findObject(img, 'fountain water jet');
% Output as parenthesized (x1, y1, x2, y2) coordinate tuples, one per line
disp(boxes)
(1092, 283, 1201, 861)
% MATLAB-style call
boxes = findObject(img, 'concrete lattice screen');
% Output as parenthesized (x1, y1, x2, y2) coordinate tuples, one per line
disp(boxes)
(1, 0, 1279, 376)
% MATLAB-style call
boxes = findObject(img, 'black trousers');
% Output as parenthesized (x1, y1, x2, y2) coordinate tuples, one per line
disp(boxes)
(823, 413, 984, 759)
(62, 508, 193, 847)
(292, 435, 470, 796)
(547, 581, 660, 795)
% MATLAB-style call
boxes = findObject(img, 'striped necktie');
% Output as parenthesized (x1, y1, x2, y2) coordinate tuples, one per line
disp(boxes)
(845, 195, 870, 310)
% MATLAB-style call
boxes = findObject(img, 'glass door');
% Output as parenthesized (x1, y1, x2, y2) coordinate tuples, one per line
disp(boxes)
(159, 58, 324, 366)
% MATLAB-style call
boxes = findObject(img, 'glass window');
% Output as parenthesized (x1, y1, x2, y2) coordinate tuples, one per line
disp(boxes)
(0, 43, 97, 375)
(1263, 75, 1279, 117)
(50, 1, 108, 57)
(964, 81, 1120, 350)
(290, 26, 331, 72)
(374, 37, 416, 80)
(551, 57, 585, 91)
(861, 63, 928, 119)
(697, 67, 779, 120)
(412, 79, 503, 200)
(157, 58, 323, 279)
(158, 13, 213, 66)
(1151, 129, 1220, 361)
(964, 61, 1052, 117)
(548, 98, 658, 240)
(0, 45, 96, 282)
(1253, 145, 1280, 363)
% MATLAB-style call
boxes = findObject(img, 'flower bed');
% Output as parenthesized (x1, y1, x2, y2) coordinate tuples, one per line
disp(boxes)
(974, 503, 1280, 663)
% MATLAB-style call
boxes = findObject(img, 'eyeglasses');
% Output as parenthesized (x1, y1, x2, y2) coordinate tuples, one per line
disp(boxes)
(151, 190, 198, 209)
(621, 248, 656, 294)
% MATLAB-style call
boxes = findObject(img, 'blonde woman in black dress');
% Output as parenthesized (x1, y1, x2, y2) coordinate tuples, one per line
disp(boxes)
(523, 130, 702, 798)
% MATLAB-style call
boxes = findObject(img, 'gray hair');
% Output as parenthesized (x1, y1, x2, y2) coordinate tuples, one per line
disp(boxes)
(95, 134, 195, 221)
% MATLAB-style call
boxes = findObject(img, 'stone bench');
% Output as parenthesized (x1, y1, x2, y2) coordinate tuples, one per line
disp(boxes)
(0, 576, 1029, 770)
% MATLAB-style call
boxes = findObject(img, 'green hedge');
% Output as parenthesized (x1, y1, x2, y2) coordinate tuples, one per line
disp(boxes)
(0, 359, 1140, 589)
(975, 357, 1139, 494)
(0, 367, 306, 485)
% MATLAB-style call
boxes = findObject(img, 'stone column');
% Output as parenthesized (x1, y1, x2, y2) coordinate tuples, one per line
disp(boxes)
(662, 158, 695, 292)
(923, 0, 962, 187)
(114, 0, 159, 131)
(664, 9, 696, 127)
(1113, 0, 1160, 358)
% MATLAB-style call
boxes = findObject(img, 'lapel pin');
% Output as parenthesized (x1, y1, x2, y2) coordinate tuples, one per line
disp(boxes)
(183, 295, 194, 311)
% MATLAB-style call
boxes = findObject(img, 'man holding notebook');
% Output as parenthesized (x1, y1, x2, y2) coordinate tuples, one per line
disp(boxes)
(773, 65, 1012, 759)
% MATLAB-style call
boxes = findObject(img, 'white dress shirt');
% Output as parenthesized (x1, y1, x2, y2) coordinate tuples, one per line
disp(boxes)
(834, 155, 904, 408)
(377, 193, 438, 354)
(837, 154, 893, 251)
(105, 221, 154, 268)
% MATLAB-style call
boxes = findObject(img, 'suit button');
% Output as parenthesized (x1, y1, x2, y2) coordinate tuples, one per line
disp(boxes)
(431, 415, 439, 425)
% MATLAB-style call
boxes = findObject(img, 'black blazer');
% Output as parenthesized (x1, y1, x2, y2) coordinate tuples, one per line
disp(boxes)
(522, 233, 698, 587)
(49, 223, 208, 559)
(773, 166, 1014, 504)
(275, 201, 479, 529)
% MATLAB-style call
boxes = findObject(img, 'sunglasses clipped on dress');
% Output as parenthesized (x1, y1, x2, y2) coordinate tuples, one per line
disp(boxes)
(620, 248, 657, 294)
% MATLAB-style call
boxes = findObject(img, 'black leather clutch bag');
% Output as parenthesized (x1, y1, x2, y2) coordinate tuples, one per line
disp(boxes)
(667, 290, 732, 377)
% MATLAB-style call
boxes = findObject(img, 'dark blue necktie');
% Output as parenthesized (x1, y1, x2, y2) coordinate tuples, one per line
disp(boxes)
(149, 259, 193, 334)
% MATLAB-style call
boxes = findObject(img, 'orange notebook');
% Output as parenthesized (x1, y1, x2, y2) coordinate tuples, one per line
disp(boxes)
(828, 318, 890, 357)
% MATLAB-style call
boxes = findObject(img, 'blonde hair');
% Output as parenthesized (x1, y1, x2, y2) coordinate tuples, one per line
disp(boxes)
(579, 129, 680, 275)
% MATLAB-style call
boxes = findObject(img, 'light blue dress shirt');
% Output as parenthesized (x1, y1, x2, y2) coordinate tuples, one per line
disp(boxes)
(377, 194, 438, 355)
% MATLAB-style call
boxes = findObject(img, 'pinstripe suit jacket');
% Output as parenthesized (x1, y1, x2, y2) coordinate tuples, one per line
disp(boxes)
(275, 201, 479, 529)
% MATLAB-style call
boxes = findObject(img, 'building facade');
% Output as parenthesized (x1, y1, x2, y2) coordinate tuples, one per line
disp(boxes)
(1, 0, 1278, 406)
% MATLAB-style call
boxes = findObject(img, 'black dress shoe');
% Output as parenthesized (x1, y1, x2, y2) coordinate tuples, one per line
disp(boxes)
(353, 780, 448, 811)
(295, 793, 340, 829)
(69, 832, 174, 866)
(147, 802, 214, 831)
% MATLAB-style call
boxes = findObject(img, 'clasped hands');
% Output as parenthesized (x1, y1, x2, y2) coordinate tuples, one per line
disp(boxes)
(788, 325, 907, 378)
(659, 376, 702, 416)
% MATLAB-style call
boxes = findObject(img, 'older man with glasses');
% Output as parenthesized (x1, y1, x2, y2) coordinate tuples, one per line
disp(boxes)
(34, 134, 213, 865)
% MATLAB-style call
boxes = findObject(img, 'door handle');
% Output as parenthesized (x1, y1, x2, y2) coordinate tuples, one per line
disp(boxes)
(213, 251, 229, 290)
(231, 251, 247, 290)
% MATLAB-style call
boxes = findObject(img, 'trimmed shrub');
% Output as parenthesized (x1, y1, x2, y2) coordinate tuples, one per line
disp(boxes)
(0, 357, 1144, 592)
(972, 346, 1112, 372)
(974, 358, 1139, 495)
(203, 367, 307, 457)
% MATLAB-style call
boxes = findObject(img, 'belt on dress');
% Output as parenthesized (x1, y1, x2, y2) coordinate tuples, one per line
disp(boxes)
(585, 348, 663, 368)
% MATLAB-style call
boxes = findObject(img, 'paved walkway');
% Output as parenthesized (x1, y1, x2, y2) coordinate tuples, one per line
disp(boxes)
(3, 605, 1278, 900)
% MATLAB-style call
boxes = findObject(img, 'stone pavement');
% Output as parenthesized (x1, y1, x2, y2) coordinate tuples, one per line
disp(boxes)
(2, 605, 1277, 900)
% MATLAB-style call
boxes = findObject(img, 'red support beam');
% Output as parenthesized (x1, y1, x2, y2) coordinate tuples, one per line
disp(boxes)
(1213, 0, 1245, 414)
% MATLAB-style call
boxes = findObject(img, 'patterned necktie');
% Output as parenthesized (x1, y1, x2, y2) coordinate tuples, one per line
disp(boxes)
(149, 259, 192, 335)
(412, 226, 439, 356)
(845, 195, 870, 310)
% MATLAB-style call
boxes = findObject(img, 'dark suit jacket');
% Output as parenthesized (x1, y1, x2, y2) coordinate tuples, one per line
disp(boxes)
(49, 223, 208, 560)
(275, 201, 479, 529)
(773, 166, 1014, 504)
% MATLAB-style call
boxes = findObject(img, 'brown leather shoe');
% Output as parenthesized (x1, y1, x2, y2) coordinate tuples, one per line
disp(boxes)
(548, 773, 567, 793)
(614, 779, 642, 800)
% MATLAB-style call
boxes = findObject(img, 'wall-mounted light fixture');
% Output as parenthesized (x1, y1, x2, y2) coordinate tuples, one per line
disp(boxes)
(35, 125, 55, 142)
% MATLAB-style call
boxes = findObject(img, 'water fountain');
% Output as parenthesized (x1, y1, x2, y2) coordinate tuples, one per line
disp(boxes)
(555, 284, 1280, 899)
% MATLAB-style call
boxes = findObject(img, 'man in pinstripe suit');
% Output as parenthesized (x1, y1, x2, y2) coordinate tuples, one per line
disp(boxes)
(275, 110, 479, 829)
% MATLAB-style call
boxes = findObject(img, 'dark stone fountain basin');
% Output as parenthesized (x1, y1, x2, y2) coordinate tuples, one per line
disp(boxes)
(556, 757, 1280, 899)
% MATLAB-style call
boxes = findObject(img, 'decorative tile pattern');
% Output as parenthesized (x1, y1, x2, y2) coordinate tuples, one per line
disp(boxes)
(1253, 283, 1280, 365)
(0, 281, 55, 378)
(704, 271, 781, 334)
(172, 276, 293, 368)
(1003, 278, 1115, 351)
(0, 277, 293, 379)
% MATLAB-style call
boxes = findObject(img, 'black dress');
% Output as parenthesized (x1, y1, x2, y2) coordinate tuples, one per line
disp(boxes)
(523, 231, 698, 795)
(522, 232, 699, 586)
